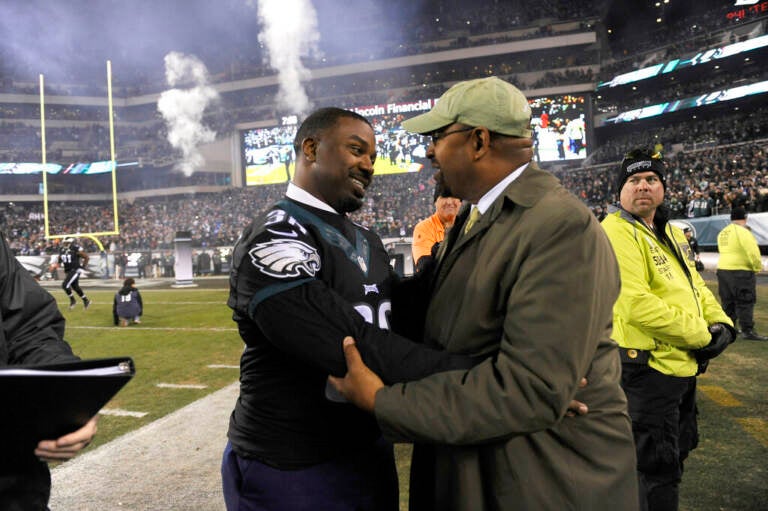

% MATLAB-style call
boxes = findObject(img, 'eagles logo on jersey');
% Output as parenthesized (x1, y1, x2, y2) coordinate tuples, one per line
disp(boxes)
(248, 239, 321, 279)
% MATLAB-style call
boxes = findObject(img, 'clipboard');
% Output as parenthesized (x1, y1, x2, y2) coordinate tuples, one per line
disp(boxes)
(0, 357, 135, 452)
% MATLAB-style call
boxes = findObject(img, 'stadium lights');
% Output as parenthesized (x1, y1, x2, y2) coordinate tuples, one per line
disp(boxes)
(656, 17, 663, 23)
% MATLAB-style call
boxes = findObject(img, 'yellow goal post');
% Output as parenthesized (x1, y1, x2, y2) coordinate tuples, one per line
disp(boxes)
(40, 61, 120, 252)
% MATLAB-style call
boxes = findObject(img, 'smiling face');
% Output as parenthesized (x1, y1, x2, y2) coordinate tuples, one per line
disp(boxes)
(300, 116, 377, 214)
(619, 170, 665, 221)
(435, 196, 461, 225)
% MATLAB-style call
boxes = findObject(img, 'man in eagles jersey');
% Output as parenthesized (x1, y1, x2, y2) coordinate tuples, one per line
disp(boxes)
(58, 237, 91, 310)
(223, 107, 480, 511)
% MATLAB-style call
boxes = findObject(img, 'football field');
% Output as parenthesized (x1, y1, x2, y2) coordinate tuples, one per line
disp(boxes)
(50, 275, 767, 510)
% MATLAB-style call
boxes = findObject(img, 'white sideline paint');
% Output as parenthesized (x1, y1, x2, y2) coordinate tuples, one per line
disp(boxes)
(207, 364, 239, 369)
(156, 382, 208, 389)
(50, 382, 238, 510)
(100, 408, 148, 418)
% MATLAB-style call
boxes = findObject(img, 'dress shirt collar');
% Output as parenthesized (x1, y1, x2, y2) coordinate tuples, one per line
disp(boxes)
(475, 162, 529, 214)
(286, 182, 339, 215)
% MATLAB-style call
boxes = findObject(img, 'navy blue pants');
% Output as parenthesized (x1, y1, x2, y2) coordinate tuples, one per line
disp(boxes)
(221, 439, 398, 511)
(622, 364, 698, 511)
(717, 269, 756, 331)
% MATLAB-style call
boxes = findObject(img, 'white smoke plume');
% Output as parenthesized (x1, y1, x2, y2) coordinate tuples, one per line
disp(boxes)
(251, 0, 320, 116)
(157, 52, 219, 176)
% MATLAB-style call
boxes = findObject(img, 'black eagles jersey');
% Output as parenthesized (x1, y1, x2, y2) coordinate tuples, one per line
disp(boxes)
(227, 198, 473, 469)
(59, 243, 84, 272)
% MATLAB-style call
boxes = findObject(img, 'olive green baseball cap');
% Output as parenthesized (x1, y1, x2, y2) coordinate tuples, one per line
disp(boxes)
(402, 77, 532, 138)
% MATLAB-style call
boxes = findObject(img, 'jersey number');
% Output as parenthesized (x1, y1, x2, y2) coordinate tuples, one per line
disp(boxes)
(353, 301, 391, 330)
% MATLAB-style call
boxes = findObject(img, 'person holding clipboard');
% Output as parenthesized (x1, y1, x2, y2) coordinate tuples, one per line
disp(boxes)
(0, 231, 99, 510)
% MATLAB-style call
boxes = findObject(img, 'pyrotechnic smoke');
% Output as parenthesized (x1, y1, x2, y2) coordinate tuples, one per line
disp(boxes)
(251, 0, 320, 116)
(157, 52, 219, 176)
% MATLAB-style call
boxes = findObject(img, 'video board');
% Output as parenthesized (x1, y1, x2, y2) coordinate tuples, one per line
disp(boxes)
(241, 101, 437, 187)
(241, 93, 591, 186)
(597, 34, 768, 90)
(529, 94, 590, 162)
(0, 160, 125, 175)
(599, 79, 768, 126)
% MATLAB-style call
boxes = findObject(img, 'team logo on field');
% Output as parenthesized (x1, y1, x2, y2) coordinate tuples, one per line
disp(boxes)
(248, 239, 321, 278)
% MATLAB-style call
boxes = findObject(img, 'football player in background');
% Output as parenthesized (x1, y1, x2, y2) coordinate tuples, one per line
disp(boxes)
(58, 237, 91, 310)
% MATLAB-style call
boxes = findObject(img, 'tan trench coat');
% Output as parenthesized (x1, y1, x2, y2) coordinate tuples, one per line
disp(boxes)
(377, 166, 639, 510)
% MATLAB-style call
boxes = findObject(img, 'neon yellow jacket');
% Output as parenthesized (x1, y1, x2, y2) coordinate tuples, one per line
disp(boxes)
(717, 223, 762, 272)
(602, 209, 732, 377)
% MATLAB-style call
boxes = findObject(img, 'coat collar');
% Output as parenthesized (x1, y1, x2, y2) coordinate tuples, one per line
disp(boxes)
(432, 164, 558, 287)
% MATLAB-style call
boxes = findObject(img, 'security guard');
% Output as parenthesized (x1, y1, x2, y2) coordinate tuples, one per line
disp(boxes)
(717, 206, 767, 340)
(602, 148, 735, 511)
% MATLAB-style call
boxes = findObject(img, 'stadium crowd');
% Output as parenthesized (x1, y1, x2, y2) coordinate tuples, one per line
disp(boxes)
(2, 139, 766, 257)
(1, 0, 766, 259)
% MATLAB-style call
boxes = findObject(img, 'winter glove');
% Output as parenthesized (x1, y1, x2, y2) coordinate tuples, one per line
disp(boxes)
(694, 323, 735, 373)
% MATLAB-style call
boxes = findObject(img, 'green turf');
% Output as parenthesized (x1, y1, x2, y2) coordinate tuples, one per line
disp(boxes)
(58, 286, 243, 451)
(56, 279, 767, 510)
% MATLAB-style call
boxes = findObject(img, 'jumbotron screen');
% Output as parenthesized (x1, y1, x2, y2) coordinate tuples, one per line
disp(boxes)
(529, 94, 590, 162)
(241, 93, 590, 186)
(240, 101, 436, 187)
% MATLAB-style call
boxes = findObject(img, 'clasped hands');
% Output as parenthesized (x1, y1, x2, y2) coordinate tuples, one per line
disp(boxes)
(328, 336, 589, 417)
(693, 322, 735, 374)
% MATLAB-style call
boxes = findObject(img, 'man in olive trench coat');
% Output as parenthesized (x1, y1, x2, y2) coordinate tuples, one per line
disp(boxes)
(331, 77, 639, 511)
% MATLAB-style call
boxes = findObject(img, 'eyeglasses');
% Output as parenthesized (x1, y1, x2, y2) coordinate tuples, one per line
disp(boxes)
(429, 126, 475, 145)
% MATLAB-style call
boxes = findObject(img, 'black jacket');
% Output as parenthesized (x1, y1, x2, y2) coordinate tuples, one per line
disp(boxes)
(1, 232, 79, 506)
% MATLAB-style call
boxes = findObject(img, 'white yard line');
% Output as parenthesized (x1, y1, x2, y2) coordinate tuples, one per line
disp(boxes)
(99, 408, 148, 418)
(207, 364, 239, 369)
(156, 383, 208, 389)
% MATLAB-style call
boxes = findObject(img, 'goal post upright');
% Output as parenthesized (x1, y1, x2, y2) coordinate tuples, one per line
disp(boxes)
(107, 59, 119, 234)
(40, 61, 121, 255)
(40, 74, 52, 240)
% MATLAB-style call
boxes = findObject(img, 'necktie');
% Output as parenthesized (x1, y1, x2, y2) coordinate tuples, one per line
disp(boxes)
(464, 207, 480, 235)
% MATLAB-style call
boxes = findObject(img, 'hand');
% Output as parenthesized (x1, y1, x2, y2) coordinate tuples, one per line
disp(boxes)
(35, 416, 98, 462)
(328, 337, 384, 413)
(693, 323, 734, 363)
(565, 377, 588, 417)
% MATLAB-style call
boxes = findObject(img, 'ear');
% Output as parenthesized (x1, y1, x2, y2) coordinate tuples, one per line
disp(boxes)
(472, 128, 492, 160)
(301, 138, 318, 162)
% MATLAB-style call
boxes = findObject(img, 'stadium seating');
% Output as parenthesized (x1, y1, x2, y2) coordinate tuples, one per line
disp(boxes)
(1, 0, 767, 256)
